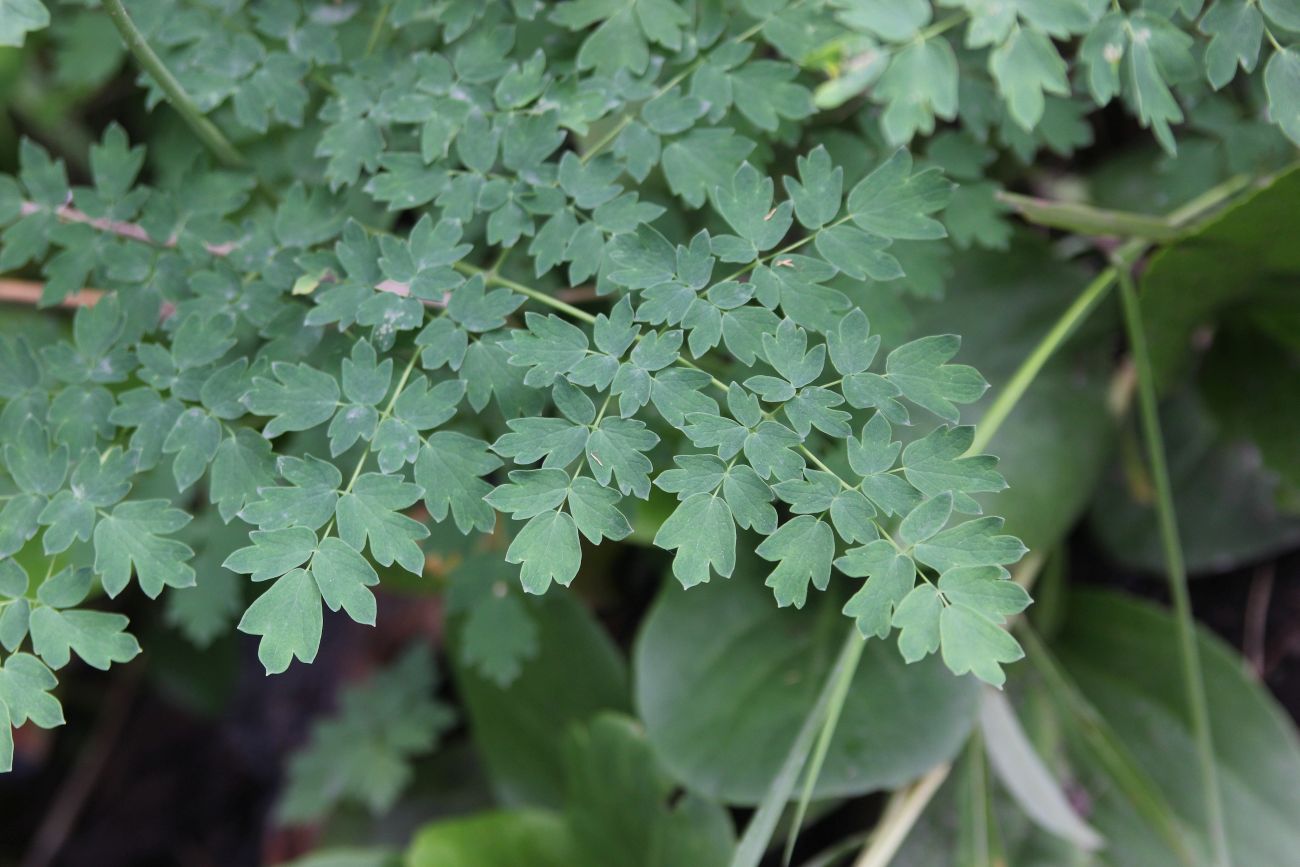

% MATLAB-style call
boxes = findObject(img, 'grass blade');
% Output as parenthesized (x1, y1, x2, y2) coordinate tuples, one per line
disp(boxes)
(732, 629, 864, 867)
(1117, 266, 1231, 867)
(782, 627, 865, 864)
(1019, 623, 1197, 865)
(980, 687, 1102, 851)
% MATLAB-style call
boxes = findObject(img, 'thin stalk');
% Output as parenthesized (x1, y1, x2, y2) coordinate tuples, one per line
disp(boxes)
(971, 170, 1256, 456)
(365, 2, 393, 56)
(997, 192, 1182, 241)
(317, 350, 421, 542)
(454, 262, 598, 324)
(1116, 265, 1230, 867)
(851, 763, 951, 867)
(101, 0, 247, 169)
(967, 266, 1119, 454)
(1018, 625, 1196, 865)
(783, 632, 863, 864)
(732, 630, 865, 867)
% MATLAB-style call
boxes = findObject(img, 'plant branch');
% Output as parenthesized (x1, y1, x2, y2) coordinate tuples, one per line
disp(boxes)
(731, 629, 865, 867)
(1116, 263, 1230, 867)
(966, 263, 1121, 455)
(997, 192, 1183, 240)
(101, 0, 247, 169)
(850, 763, 951, 867)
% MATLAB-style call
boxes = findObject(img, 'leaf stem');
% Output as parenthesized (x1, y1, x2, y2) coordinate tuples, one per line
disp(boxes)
(966, 263, 1122, 455)
(1116, 263, 1230, 867)
(100, 0, 247, 169)
(913, 11, 968, 43)
(318, 349, 422, 543)
(1018, 624, 1196, 865)
(580, 0, 820, 164)
(454, 262, 598, 324)
(784, 631, 862, 864)
(731, 629, 865, 867)
(364, 2, 393, 56)
(850, 763, 952, 867)
(996, 192, 1183, 240)
(977, 170, 1258, 456)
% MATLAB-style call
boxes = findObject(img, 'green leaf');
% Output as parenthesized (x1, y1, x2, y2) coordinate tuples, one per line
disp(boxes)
(416, 431, 502, 534)
(635, 576, 977, 804)
(223, 526, 318, 582)
(885, 334, 988, 422)
(505, 510, 581, 594)
(990, 27, 1070, 131)
(902, 425, 1007, 511)
(837, 538, 916, 632)
(210, 429, 277, 523)
(654, 492, 736, 588)
(93, 501, 196, 598)
(1200, 0, 1264, 89)
(504, 313, 589, 387)
(756, 515, 834, 608)
(237, 568, 323, 674)
(936, 566, 1029, 686)
(782, 145, 843, 230)
(486, 469, 572, 519)
(241, 454, 340, 531)
(713, 163, 793, 254)
(246, 362, 342, 438)
(872, 40, 958, 144)
(1056, 590, 1300, 865)
(0, 653, 63, 773)
(814, 224, 902, 281)
(661, 128, 756, 209)
(336, 473, 429, 575)
(892, 583, 942, 663)
(899, 492, 955, 546)
(1125, 13, 1190, 154)
(585, 417, 658, 498)
(566, 477, 632, 544)
(408, 811, 577, 866)
(310, 537, 380, 626)
(162, 408, 221, 492)
(0, 0, 49, 48)
(847, 149, 953, 241)
(279, 644, 451, 821)
(914, 516, 1028, 572)
(563, 714, 736, 866)
(29, 607, 140, 671)
(1265, 48, 1300, 146)
(4, 420, 68, 496)
(449, 589, 629, 805)
(1261, 0, 1300, 30)
(450, 559, 539, 688)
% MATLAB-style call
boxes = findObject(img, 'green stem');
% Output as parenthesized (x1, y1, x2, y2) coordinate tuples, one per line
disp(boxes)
(731, 629, 864, 867)
(101, 0, 247, 169)
(580, 0, 816, 164)
(783, 632, 863, 865)
(365, 1, 393, 56)
(997, 192, 1182, 241)
(455, 262, 598, 324)
(914, 10, 968, 43)
(976, 171, 1257, 456)
(1116, 265, 1230, 867)
(318, 350, 421, 542)
(1018, 625, 1196, 865)
(966, 264, 1121, 455)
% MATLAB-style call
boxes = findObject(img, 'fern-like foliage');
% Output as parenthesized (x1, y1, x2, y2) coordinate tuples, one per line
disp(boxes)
(0, 0, 1294, 769)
